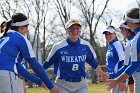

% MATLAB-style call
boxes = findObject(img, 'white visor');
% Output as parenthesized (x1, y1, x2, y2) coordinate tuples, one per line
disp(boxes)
(11, 20, 29, 26)
(119, 20, 130, 29)
(123, 15, 140, 23)
(103, 26, 117, 34)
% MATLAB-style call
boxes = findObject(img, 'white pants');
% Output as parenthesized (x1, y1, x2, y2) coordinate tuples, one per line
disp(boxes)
(132, 72, 140, 93)
(0, 70, 19, 93)
(55, 78, 88, 93)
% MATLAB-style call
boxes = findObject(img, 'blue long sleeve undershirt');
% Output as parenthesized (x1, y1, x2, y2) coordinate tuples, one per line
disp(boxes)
(26, 57, 54, 89)
(43, 61, 53, 69)
(16, 63, 42, 86)
(125, 62, 140, 76)
(109, 60, 125, 79)
(109, 65, 128, 79)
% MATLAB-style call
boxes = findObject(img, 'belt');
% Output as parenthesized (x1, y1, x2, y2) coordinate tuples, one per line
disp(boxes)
(59, 77, 85, 82)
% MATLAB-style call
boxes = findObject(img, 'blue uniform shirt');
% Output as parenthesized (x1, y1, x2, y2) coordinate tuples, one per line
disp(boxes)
(125, 27, 140, 76)
(0, 30, 54, 89)
(109, 34, 135, 79)
(106, 38, 125, 73)
(43, 37, 99, 79)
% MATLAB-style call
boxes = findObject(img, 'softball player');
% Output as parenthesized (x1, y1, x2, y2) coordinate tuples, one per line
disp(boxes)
(118, 20, 134, 93)
(106, 20, 135, 93)
(0, 13, 59, 93)
(107, 8, 140, 93)
(102, 26, 125, 93)
(43, 19, 106, 93)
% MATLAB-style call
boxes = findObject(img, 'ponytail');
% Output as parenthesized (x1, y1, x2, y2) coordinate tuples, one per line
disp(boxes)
(0, 20, 12, 38)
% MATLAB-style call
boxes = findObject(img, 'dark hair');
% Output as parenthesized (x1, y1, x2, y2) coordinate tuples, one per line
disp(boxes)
(126, 8, 139, 19)
(0, 20, 12, 38)
(126, 8, 140, 24)
(0, 21, 6, 33)
(0, 13, 28, 38)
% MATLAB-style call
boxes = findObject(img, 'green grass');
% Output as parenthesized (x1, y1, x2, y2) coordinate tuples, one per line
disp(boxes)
(26, 82, 110, 93)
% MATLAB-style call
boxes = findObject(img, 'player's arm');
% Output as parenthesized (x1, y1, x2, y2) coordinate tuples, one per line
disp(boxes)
(115, 62, 139, 85)
(109, 65, 128, 79)
(25, 57, 54, 89)
(43, 45, 59, 69)
(16, 62, 42, 86)
(86, 43, 105, 77)
(115, 37, 140, 84)
(17, 36, 54, 89)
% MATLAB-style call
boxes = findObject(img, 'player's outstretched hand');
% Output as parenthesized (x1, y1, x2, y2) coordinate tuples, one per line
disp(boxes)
(98, 72, 109, 82)
(40, 82, 48, 90)
(50, 86, 60, 93)
(106, 79, 117, 91)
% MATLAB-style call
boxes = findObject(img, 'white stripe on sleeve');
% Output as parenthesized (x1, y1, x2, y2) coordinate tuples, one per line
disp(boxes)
(113, 41, 125, 61)
(46, 40, 68, 62)
(23, 37, 35, 58)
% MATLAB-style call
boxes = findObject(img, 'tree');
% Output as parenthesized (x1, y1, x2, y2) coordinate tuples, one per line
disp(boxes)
(52, 0, 71, 28)
(136, 0, 140, 7)
(75, 0, 110, 65)
(0, 0, 57, 63)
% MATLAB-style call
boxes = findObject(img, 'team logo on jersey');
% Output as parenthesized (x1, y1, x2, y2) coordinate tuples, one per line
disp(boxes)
(61, 55, 86, 62)
(61, 51, 68, 55)
(82, 48, 86, 51)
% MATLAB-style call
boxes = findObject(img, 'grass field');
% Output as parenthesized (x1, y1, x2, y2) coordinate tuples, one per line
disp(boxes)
(26, 82, 110, 93)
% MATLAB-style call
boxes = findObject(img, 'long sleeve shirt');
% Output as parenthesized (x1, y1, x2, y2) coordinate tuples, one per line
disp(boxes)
(43, 38, 99, 79)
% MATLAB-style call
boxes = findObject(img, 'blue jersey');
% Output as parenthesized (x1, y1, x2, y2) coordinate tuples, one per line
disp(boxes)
(43, 38, 98, 79)
(0, 30, 54, 89)
(0, 30, 35, 72)
(106, 38, 125, 73)
(125, 27, 140, 76)
(109, 34, 135, 79)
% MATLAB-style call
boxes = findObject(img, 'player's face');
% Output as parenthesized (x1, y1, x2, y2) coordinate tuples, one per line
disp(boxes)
(19, 25, 29, 35)
(67, 24, 81, 42)
(104, 32, 116, 42)
(120, 28, 128, 38)
(127, 22, 135, 31)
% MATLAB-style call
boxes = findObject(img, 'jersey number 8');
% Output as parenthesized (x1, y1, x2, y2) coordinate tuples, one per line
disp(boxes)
(72, 64, 79, 71)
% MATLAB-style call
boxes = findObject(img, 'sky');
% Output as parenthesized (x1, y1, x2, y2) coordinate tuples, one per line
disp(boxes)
(0, 0, 139, 46)
(109, 0, 138, 13)
(95, 0, 138, 46)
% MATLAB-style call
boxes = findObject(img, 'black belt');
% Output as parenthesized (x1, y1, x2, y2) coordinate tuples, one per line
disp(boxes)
(59, 77, 85, 82)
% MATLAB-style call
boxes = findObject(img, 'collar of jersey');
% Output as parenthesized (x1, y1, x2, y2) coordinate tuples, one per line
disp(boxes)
(109, 38, 117, 45)
(7, 30, 17, 33)
(7, 30, 25, 38)
(66, 37, 80, 46)
(134, 27, 140, 34)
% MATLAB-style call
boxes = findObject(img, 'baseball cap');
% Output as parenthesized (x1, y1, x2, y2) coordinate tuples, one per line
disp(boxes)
(65, 19, 81, 29)
(119, 20, 130, 29)
(103, 26, 117, 34)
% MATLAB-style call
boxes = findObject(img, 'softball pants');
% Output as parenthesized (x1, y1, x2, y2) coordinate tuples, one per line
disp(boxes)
(55, 78, 88, 93)
(132, 72, 140, 93)
(0, 70, 19, 93)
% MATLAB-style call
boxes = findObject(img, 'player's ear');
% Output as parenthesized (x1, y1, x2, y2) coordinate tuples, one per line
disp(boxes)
(66, 29, 69, 34)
